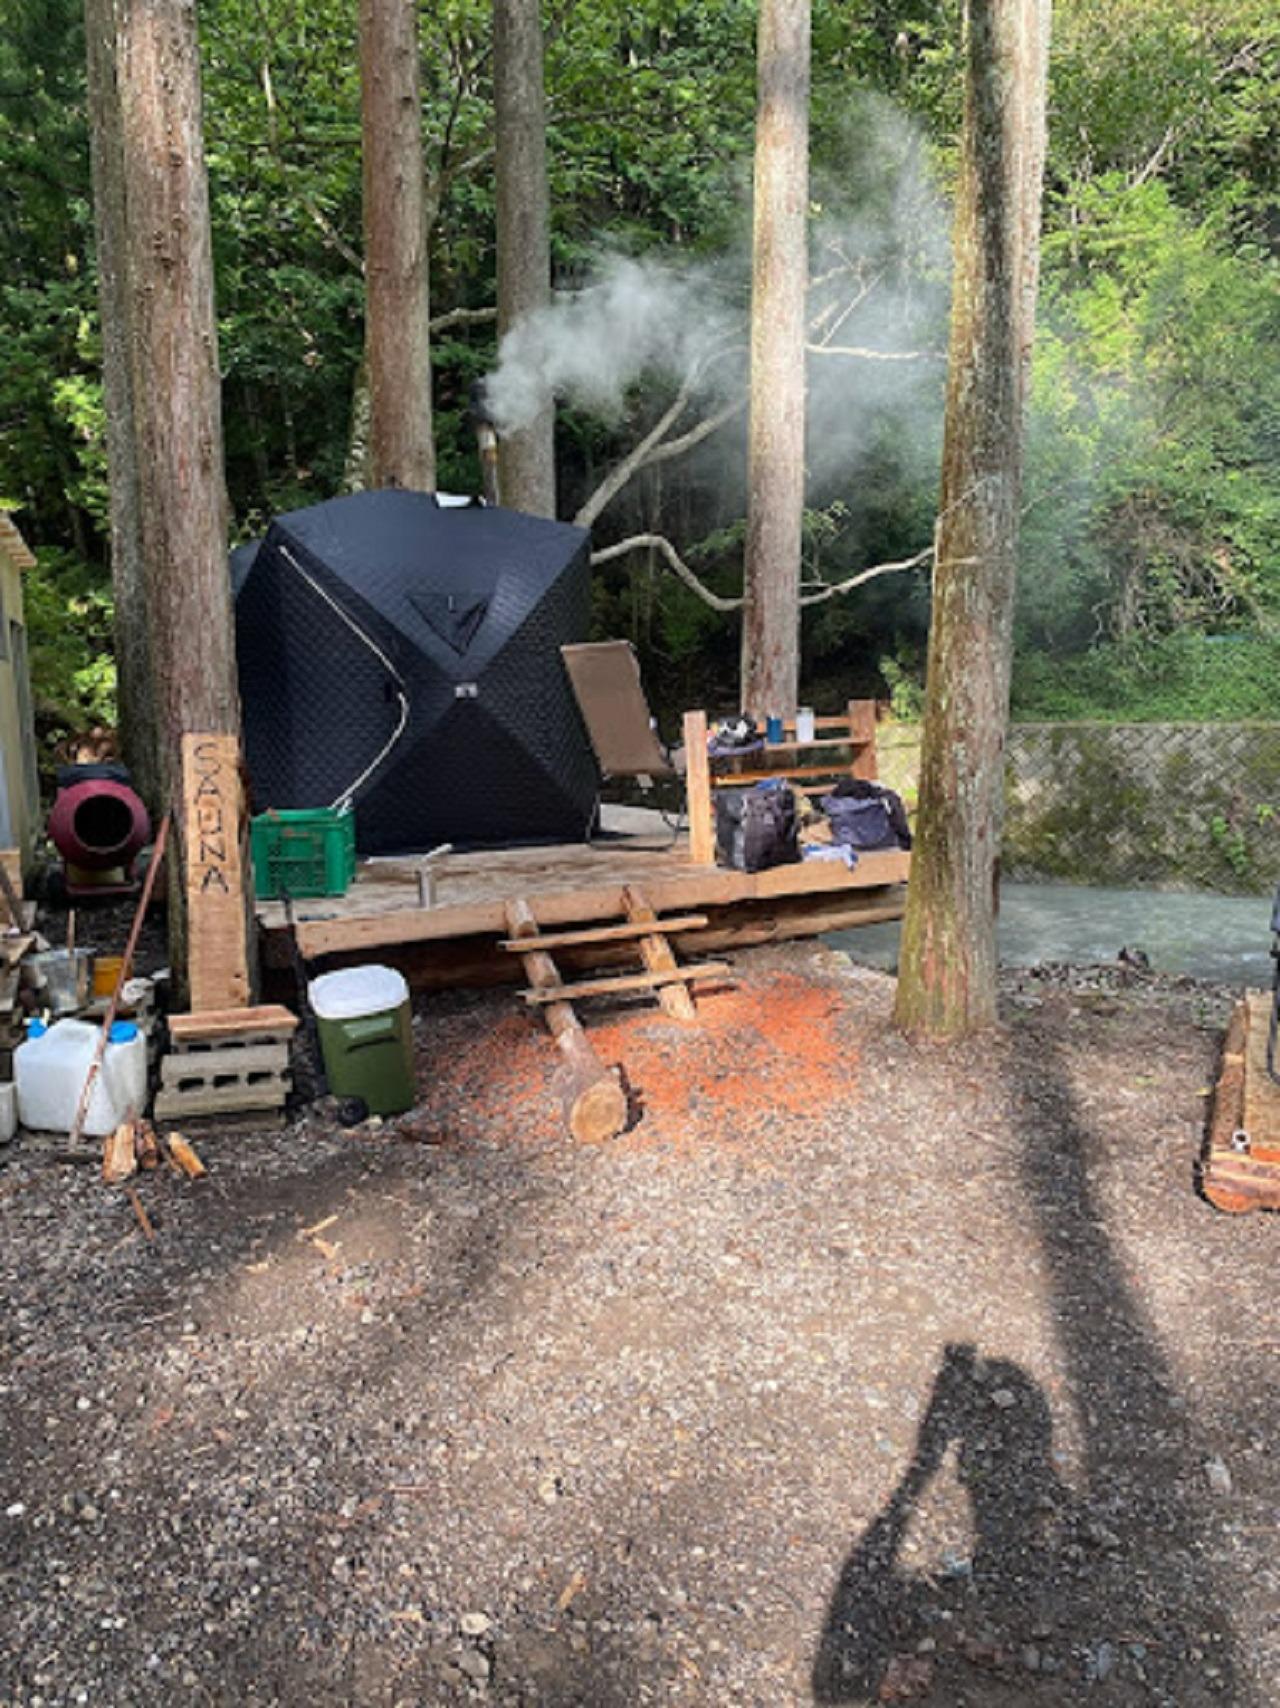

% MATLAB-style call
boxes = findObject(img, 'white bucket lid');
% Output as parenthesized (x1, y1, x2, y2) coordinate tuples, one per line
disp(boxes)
(309, 965, 409, 1021)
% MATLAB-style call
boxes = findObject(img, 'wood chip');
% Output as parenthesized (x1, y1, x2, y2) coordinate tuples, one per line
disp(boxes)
(299, 1213, 339, 1239)
(134, 1119, 161, 1171)
(165, 1133, 207, 1179)
(124, 1182, 155, 1241)
(557, 1568, 587, 1612)
(102, 1119, 138, 1185)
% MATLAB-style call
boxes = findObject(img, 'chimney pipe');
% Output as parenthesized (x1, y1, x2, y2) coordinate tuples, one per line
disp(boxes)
(469, 380, 502, 507)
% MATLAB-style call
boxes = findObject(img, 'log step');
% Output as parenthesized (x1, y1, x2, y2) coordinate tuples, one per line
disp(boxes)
(504, 897, 627, 1144)
(523, 962, 732, 1005)
(499, 913, 709, 954)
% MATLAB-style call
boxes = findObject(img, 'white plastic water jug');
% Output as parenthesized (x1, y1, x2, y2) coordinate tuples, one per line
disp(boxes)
(15, 1018, 148, 1137)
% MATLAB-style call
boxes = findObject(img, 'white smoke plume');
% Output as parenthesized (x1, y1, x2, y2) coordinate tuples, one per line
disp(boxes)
(484, 96, 950, 508)
(483, 253, 739, 435)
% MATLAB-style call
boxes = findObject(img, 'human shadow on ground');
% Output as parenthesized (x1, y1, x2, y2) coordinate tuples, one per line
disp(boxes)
(812, 1342, 1082, 1701)
(814, 1021, 1252, 1705)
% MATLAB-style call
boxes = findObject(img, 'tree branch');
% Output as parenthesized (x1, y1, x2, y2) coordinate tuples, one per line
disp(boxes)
(301, 196, 364, 273)
(591, 534, 938, 615)
(798, 545, 935, 606)
(428, 304, 497, 334)
(805, 343, 937, 362)
(590, 534, 742, 612)
(574, 384, 695, 529)
(573, 344, 746, 529)
(641, 396, 746, 468)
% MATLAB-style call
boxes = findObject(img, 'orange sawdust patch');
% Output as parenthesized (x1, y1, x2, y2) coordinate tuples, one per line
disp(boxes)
(417, 971, 859, 1157)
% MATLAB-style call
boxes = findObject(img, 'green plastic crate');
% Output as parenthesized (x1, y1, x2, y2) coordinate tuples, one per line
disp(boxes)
(250, 806, 356, 900)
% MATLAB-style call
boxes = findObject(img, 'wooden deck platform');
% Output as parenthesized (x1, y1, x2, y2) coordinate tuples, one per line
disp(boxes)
(258, 817, 909, 990)
(258, 701, 910, 991)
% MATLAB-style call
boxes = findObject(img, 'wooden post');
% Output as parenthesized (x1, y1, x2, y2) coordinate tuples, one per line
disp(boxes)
(683, 710, 714, 866)
(848, 698, 878, 780)
(182, 734, 250, 1012)
(504, 900, 627, 1144)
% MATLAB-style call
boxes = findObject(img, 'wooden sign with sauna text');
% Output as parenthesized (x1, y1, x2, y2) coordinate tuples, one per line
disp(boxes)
(181, 732, 250, 1011)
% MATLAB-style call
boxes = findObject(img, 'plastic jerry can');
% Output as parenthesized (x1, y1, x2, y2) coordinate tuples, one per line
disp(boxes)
(15, 1017, 149, 1137)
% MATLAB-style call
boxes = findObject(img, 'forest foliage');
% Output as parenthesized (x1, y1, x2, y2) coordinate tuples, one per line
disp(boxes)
(0, 0, 1276, 747)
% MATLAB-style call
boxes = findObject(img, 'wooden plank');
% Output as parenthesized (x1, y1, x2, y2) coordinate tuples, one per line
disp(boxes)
(182, 733, 250, 1012)
(168, 1003, 298, 1041)
(266, 887, 908, 989)
(0, 853, 23, 930)
(1, 933, 34, 968)
(524, 961, 732, 1005)
(291, 846, 911, 960)
(1242, 990, 1280, 1153)
(683, 709, 714, 866)
(759, 736, 870, 753)
(623, 883, 697, 1022)
(0, 850, 23, 912)
(498, 913, 709, 954)
(755, 849, 910, 896)
(849, 699, 879, 780)
(712, 763, 862, 786)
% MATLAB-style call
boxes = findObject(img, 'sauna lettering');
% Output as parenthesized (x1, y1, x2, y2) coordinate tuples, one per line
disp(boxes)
(191, 740, 233, 894)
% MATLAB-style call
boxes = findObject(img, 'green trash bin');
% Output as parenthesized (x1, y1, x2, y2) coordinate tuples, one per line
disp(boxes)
(308, 966, 416, 1116)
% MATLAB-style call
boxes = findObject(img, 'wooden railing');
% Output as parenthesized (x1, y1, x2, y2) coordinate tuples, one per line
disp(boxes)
(681, 700, 881, 866)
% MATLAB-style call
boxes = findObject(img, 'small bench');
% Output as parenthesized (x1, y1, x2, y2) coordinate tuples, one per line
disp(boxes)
(681, 701, 882, 866)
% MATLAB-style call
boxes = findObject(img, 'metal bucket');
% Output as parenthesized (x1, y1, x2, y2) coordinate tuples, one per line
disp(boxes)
(29, 948, 93, 1016)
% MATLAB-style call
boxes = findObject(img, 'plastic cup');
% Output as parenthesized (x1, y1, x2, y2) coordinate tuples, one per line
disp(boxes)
(93, 954, 124, 998)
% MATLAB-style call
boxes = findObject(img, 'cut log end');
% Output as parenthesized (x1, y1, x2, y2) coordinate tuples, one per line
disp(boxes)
(565, 1070, 628, 1146)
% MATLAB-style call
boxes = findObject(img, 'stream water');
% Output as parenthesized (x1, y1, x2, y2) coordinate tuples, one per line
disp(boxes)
(828, 881, 1278, 986)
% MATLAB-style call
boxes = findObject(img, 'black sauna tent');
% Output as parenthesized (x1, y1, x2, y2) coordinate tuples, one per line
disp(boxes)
(231, 490, 598, 855)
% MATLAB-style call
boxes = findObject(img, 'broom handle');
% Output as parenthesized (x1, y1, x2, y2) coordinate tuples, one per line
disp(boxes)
(68, 812, 170, 1148)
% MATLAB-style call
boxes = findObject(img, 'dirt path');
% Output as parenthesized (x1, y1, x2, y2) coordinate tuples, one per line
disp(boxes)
(1, 945, 1276, 1706)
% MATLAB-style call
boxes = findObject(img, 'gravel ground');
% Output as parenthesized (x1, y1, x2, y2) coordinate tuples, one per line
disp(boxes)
(1, 942, 1277, 1707)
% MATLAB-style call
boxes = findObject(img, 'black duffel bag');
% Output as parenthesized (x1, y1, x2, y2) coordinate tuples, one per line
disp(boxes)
(715, 781, 800, 872)
(823, 779, 913, 852)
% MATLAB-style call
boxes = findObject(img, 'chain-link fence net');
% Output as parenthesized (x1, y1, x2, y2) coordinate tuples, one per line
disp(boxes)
(874, 722, 1280, 895)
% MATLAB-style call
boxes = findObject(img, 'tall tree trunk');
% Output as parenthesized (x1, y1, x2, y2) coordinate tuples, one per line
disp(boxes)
(740, 0, 810, 718)
(93, 0, 244, 986)
(359, 0, 435, 490)
(493, 0, 556, 517)
(84, 0, 156, 806)
(893, 0, 1051, 1039)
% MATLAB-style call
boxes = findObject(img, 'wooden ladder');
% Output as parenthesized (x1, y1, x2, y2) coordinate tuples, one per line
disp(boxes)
(501, 886, 731, 1142)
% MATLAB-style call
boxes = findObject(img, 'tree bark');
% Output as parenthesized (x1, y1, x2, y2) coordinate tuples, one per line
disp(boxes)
(493, 0, 556, 517)
(96, 0, 244, 987)
(84, 0, 156, 806)
(739, 0, 810, 718)
(359, 0, 435, 490)
(893, 0, 1051, 1039)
